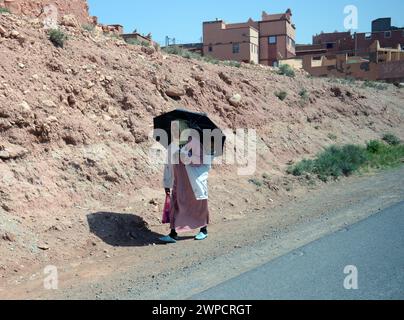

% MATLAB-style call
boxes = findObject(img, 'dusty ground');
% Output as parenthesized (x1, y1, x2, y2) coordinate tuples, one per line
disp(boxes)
(2, 166, 403, 299)
(0, 12, 404, 288)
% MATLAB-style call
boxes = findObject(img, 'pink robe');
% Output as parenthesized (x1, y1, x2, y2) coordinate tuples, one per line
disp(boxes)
(169, 154, 209, 233)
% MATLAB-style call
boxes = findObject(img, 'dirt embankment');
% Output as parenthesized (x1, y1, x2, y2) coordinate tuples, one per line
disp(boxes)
(0, 12, 403, 279)
(0, 0, 92, 24)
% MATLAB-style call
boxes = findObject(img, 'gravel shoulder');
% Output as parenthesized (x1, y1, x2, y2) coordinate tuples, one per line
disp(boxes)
(2, 166, 403, 300)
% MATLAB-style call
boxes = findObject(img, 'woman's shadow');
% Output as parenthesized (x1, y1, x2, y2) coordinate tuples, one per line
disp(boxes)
(87, 212, 194, 247)
(87, 212, 163, 247)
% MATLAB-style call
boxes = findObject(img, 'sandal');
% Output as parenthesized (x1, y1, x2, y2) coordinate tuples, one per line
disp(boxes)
(195, 232, 208, 241)
(158, 235, 177, 244)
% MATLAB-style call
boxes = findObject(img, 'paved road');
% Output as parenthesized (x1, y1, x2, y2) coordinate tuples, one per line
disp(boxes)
(193, 202, 404, 300)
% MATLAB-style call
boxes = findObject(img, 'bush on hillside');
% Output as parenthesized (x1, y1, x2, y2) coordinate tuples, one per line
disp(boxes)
(278, 64, 295, 77)
(48, 29, 67, 48)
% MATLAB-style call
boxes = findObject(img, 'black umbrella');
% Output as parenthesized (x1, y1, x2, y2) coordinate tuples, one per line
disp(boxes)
(153, 109, 226, 156)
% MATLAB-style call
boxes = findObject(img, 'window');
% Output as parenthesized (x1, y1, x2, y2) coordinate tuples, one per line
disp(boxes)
(208, 45, 213, 52)
(385, 31, 392, 38)
(268, 36, 277, 44)
(287, 37, 295, 48)
(232, 43, 240, 54)
(326, 43, 334, 49)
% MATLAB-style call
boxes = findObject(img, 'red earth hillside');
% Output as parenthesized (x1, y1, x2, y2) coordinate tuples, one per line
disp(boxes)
(0, 0, 92, 24)
(0, 10, 403, 279)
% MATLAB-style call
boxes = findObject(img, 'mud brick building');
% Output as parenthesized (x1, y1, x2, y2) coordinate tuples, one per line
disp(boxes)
(296, 17, 404, 59)
(302, 41, 404, 82)
(203, 9, 296, 66)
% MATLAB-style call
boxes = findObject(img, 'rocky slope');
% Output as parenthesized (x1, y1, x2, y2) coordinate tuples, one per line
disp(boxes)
(0, 0, 92, 24)
(0, 12, 403, 278)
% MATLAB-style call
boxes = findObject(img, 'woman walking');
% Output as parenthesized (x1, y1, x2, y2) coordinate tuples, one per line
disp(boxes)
(159, 121, 212, 244)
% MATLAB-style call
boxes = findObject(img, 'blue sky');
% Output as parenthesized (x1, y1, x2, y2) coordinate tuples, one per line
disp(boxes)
(87, 0, 404, 45)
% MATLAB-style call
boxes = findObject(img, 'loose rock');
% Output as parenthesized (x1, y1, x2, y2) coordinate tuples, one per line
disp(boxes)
(219, 72, 232, 85)
(165, 87, 185, 99)
(228, 93, 242, 107)
(2, 232, 16, 242)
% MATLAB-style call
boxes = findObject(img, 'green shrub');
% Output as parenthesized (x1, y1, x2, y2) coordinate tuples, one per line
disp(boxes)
(262, 173, 270, 180)
(328, 133, 338, 141)
(315, 145, 368, 180)
(162, 46, 202, 60)
(48, 29, 67, 48)
(288, 145, 369, 181)
(0, 7, 11, 14)
(203, 54, 220, 65)
(298, 88, 310, 108)
(153, 43, 161, 51)
(288, 140, 404, 181)
(182, 51, 201, 60)
(162, 45, 183, 55)
(287, 159, 314, 177)
(126, 38, 142, 46)
(328, 77, 356, 86)
(367, 140, 384, 153)
(140, 40, 151, 47)
(382, 133, 400, 146)
(162, 46, 242, 67)
(362, 80, 388, 90)
(275, 91, 288, 101)
(278, 64, 295, 78)
(248, 178, 263, 187)
(223, 60, 241, 68)
(162, 45, 182, 55)
(126, 38, 152, 47)
(299, 88, 309, 99)
(105, 32, 120, 40)
(366, 144, 404, 169)
(126, 38, 141, 46)
(82, 24, 95, 32)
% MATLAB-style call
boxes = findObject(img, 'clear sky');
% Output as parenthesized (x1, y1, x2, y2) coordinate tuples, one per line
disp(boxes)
(87, 0, 404, 45)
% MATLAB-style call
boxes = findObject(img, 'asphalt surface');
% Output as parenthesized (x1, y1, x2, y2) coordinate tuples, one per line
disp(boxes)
(192, 201, 404, 300)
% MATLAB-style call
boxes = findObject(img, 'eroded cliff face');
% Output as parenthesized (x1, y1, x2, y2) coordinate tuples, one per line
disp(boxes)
(0, 0, 91, 24)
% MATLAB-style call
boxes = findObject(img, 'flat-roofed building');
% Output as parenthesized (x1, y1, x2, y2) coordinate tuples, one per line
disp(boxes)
(203, 9, 296, 66)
